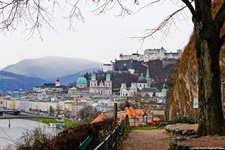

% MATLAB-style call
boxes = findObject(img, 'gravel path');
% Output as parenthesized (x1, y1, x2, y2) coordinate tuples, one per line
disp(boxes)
(119, 129, 174, 150)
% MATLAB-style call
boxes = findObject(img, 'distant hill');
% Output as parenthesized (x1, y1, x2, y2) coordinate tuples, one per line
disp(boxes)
(0, 71, 47, 92)
(51, 68, 100, 85)
(2, 56, 103, 80)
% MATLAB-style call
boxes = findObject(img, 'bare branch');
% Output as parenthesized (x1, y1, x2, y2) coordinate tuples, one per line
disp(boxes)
(91, 0, 132, 16)
(132, 5, 187, 44)
(182, 0, 196, 18)
(0, 0, 56, 38)
(135, 0, 160, 15)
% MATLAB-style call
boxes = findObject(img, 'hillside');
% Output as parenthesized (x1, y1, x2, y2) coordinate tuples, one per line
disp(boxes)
(2, 56, 103, 80)
(0, 71, 46, 92)
(114, 59, 177, 89)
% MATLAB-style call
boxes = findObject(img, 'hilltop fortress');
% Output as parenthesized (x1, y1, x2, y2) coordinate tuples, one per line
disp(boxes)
(103, 47, 182, 72)
(119, 47, 182, 62)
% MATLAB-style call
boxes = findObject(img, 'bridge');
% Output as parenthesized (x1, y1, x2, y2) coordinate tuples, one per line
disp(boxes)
(0, 115, 50, 119)
(0, 109, 21, 115)
(0, 112, 63, 120)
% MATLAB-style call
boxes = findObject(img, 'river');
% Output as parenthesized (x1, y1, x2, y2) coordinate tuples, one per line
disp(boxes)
(0, 119, 60, 149)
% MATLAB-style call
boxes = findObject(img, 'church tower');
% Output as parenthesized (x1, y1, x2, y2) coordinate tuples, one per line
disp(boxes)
(104, 73, 112, 88)
(104, 73, 112, 94)
(145, 67, 151, 88)
(90, 72, 98, 93)
(55, 77, 60, 86)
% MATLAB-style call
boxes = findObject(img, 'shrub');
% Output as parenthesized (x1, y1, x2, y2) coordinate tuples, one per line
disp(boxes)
(17, 118, 114, 150)
(168, 117, 195, 124)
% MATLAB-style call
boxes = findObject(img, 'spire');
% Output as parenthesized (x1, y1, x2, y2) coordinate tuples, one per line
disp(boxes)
(161, 84, 167, 93)
(146, 67, 150, 79)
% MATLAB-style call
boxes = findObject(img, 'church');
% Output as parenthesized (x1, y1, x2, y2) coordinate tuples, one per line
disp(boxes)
(120, 68, 167, 98)
(89, 72, 112, 95)
(68, 72, 113, 96)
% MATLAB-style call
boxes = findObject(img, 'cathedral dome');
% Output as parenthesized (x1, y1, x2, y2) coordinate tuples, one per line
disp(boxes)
(70, 87, 77, 90)
(76, 73, 87, 84)
(137, 73, 147, 83)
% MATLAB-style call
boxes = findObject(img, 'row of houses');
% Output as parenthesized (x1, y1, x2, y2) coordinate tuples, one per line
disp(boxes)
(0, 96, 85, 116)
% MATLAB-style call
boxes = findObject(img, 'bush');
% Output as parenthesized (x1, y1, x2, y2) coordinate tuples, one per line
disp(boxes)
(168, 117, 195, 124)
(17, 118, 114, 150)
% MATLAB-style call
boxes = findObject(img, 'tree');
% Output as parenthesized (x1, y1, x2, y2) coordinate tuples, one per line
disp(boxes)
(78, 105, 98, 122)
(1, 0, 225, 136)
(182, 0, 225, 136)
(49, 105, 55, 116)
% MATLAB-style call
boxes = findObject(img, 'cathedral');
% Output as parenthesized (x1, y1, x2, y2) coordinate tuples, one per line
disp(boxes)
(68, 72, 112, 96)
(89, 72, 112, 95)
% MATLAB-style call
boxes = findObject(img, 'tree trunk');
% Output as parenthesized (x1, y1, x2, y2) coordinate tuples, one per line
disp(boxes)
(194, 19, 225, 136)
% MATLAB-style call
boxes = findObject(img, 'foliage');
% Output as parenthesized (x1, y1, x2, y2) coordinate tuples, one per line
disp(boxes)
(16, 128, 52, 150)
(63, 119, 81, 128)
(16, 118, 114, 149)
(119, 98, 137, 111)
(168, 117, 195, 124)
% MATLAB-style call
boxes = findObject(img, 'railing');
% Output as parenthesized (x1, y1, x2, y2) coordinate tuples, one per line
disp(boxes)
(94, 119, 126, 150)
(79, 136, 93, 150)
(79, 119, 127, 150)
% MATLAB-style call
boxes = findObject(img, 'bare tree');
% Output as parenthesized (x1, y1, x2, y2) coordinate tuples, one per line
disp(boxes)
(77, 104, 98, 122)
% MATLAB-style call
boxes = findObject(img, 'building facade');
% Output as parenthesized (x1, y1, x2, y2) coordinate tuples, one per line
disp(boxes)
(89, 73, 112, 95)
(119, 47, 182, 62)
(120, 68, 166, 98)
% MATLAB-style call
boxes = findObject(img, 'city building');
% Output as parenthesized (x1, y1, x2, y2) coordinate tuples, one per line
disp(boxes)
(120, 67, 166, 98)
(89, 72, 112, 95)
(119, 47, 182, 62)
(33, 77, 65, 94)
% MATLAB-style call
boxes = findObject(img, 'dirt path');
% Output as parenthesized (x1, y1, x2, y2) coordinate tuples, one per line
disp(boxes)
(119, 129, 174, 150)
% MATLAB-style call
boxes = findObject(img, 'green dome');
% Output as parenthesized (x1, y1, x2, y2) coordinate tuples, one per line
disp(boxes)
(137, 73, 147, 83)
(76, 73, 87, 84)
(161, 84, 167, 93)
(12, 89, 19, 94)
(70, 87, 77, 90)
(76, 77, 87, 84)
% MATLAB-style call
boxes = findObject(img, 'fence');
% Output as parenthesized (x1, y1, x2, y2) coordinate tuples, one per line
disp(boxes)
(79, 119, 126, 150)
(94, 119, 126, 150)
(79, 136, 93, 150)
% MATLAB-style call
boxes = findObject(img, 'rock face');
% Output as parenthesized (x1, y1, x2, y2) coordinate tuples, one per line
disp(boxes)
(166, 35, 198, 120)
(165, 0, 225, 120)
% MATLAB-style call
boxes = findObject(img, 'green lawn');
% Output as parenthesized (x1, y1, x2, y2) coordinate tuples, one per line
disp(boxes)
(34, 117, 81, 127)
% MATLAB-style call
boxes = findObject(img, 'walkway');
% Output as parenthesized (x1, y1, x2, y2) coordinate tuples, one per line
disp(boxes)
(119, 129, 173, 150)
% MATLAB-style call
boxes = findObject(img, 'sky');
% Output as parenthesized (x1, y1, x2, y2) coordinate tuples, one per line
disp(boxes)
(0, 0, 193, 68)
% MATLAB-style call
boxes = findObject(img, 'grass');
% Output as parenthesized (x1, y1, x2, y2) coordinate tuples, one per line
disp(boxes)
(34, 117, 57, 123)
(34, 117, 81, 128)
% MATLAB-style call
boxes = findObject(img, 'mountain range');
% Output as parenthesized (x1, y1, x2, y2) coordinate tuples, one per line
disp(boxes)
(0, 56, 103, 92)
(0, 71, 46, 92)
(2, 56, 102, 80)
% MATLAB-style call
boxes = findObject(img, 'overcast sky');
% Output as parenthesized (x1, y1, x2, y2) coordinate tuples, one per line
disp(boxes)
(0, 1, 193, 68)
